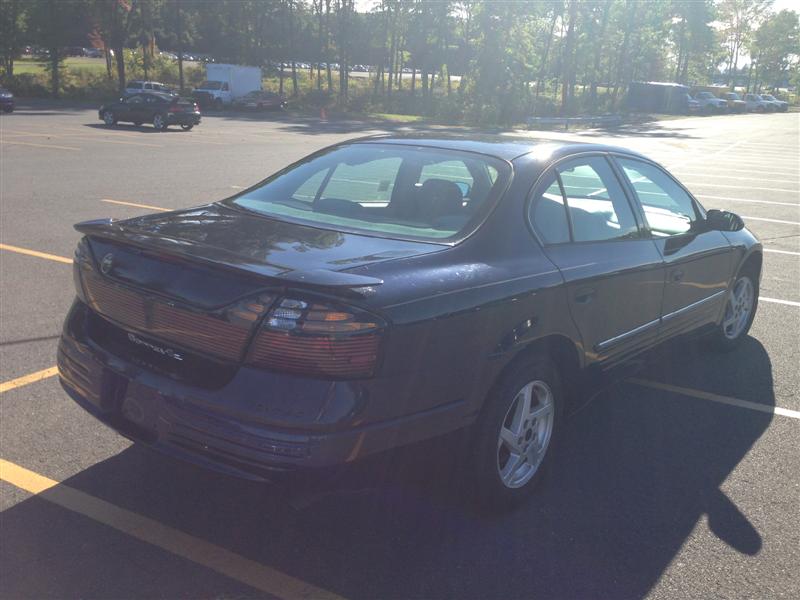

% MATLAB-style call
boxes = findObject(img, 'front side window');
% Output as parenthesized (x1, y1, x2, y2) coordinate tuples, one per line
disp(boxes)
(230, 144, 510, 242)
(616, 158, 699, 237)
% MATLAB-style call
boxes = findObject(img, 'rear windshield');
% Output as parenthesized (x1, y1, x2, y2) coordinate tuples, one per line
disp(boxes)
(228, 144, 509, 242)
(199, 81, 222, 90)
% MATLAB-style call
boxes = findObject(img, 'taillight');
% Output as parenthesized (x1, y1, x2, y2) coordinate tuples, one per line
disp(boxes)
(73, 236, 93, 302)
(246, 297, 384, 379)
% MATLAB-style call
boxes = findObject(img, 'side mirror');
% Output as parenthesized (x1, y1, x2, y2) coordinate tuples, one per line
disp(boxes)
(706, 209, 745, 232)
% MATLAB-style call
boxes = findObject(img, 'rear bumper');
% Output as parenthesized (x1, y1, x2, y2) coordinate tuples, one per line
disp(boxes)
(166, 113, 201, 126)
(58, 300, 466, 482)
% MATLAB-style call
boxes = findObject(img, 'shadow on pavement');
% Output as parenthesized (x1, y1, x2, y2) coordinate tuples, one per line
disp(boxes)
(0, 336, 774, 599)
(576, 120, 700, 139)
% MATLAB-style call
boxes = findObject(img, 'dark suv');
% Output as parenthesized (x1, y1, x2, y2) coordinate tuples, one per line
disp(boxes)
(58, 136, 761, 507)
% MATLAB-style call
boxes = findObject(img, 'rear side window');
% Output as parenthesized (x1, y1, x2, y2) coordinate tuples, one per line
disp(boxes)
(529, 173, 570, 244)
(616, 158, 699, 237)
(559, 157, 639, 242)
(231, 144, 510, 242)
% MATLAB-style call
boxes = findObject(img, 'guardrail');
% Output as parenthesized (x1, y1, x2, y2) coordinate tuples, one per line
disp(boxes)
(526, 114, 623, 130)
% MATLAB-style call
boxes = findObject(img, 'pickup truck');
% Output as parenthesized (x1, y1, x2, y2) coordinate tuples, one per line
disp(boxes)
(693, 91, 728, 114)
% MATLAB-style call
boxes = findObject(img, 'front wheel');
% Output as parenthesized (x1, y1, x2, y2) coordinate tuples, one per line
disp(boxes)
(471, 355, 563, 510)
(153, 113, 167, 131)
(709, 272, 758, 351)
(103, 111, 116, 126)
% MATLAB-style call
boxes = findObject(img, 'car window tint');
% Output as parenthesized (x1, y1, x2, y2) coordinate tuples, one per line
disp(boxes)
(232, 144, 510, 241)
(323, 157, 401, 205)
(617, 158, 698, 237)
(420, 160, 473, 192)
(557, 157, 639, 242)
(530, 173, 570, 244)
(291, 168, 330, 201)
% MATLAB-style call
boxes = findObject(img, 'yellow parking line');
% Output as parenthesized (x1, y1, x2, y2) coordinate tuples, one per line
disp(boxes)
(0, 140, 80, 151)
(0, 367, 60, 394)
(101, 198, 170, 212)
(0, 243, 73, 264)
(0, 458, 344, 599)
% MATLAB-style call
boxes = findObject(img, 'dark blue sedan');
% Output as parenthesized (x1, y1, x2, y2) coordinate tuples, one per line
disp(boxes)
(58, 136, 761, 508)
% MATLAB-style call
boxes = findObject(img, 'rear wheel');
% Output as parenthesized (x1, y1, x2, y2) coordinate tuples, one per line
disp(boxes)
(471, 355, 563, 510)
(152, 113, 167, 131)
(103, 111, 116, 126)
(180, 124, 193, 131)
(708, 271, 758, 351)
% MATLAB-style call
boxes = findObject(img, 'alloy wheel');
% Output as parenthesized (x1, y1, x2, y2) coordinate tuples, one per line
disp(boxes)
(103, 111, 115, 126)
(723, 276, 755, 340)
(153, 114, 164, 130)
(497, 380, 555, 489)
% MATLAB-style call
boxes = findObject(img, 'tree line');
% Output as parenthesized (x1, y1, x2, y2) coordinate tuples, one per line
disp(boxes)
(1, 0, 797, 123)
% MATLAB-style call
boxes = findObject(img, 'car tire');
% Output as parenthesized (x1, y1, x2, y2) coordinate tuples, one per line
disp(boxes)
(707, 267, 759, 352)
(152, 113, 167, 131)
(213, 98, 223, 111)
(470, 354, 564, 511)
(103, 111, 116, 126)
(180, 124, 193, 131)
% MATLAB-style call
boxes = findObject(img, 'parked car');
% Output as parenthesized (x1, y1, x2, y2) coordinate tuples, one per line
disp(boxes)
(0, 88, 14, 113)
(720, 92, 747, 113)
(59, 136, 761, 508)
(232, 90, 287, 110)
(744, 93, 773, 112)
(99, 92, 201, 130)
(684, 93, 700, 114)
(125, 80, 175, 96)
(759, 94, 789, 112)
(693, 91, 728, 114)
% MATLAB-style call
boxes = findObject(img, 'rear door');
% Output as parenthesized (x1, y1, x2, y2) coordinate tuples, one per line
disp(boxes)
(529, 155, 665, 364)
(612, 156, 733, 338)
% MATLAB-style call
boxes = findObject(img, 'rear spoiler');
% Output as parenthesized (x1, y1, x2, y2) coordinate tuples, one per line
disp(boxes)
(74, 218, 383, 289)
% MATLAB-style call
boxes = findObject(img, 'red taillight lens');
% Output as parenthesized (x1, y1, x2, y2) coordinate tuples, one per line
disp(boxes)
(246, 298, 384, 378)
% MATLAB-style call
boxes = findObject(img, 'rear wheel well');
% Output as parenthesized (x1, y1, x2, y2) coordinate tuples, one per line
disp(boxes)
(494, 335, 582, 408)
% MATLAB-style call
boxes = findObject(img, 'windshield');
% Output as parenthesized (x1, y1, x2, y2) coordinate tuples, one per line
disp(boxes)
(199, 81, 222, 90)
(228, 143, 509, 242)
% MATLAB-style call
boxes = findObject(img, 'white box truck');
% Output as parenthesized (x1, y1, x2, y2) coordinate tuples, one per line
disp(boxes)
(193, 64, 262, 109)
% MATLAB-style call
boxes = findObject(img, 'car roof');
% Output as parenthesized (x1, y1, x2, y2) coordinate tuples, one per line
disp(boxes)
(349, 134, 647, 163)
(134, 91, 174, 100)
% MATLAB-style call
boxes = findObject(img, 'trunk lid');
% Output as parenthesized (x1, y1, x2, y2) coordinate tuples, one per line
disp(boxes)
(77, 203, 443, 307)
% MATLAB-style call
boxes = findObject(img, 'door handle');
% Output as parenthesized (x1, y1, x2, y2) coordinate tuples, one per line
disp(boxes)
(672, 269, 685, 282)
(574, 287, 596, 304)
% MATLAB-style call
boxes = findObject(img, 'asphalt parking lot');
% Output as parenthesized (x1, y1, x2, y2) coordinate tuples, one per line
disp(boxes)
(1, 105, 798, 599)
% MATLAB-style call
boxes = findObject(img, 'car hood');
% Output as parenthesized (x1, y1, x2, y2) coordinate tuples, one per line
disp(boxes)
(76, 203, 444, 280)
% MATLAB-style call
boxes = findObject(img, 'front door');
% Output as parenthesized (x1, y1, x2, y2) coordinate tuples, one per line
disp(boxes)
(530, 155, 665, 365)
(612, 156, 733, 338)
